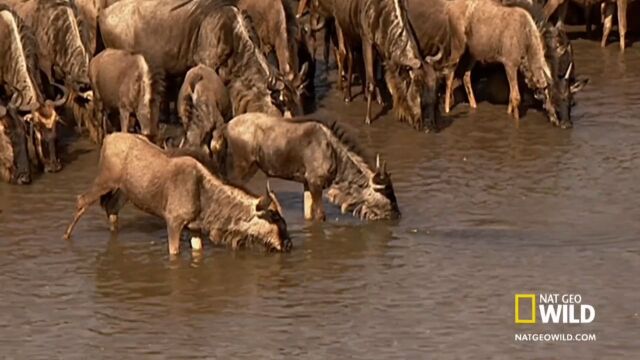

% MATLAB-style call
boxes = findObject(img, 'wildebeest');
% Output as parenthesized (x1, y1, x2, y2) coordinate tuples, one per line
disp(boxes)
(1, 0, 93, 100)
(543, 0, 629, 51)
(99, 0, 303, 117)
(237, 0, 303, 82)
(329, 0, 431, 129)
(445, 0, 576, 128)
(63, 132, 292, 255)
(89, 49, 165, 144)
(0, 5, 67, 173)
(0, 97, 31, 184)
(177, 64, 232, 152)
(210, 113, 400, 221)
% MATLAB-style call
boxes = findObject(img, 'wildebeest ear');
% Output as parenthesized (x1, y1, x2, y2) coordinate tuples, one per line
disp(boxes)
(256, 194, 272, 213)
(0, 106, 6, 117)
(570, 77, 589, 94)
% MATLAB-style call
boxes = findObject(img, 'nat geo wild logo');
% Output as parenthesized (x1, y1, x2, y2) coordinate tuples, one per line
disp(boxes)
(515, 293, 596, 324)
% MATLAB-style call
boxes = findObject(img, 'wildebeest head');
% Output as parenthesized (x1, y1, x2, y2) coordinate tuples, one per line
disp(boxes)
(538, 25, 588, 129)
(15, 85, 68, 173)
(267, 64, 307, 117)
(355, 155, 400, 220)
(386, 50, 442, 131)
(0, 102, 31, 185)
(249, 182, 292, 252)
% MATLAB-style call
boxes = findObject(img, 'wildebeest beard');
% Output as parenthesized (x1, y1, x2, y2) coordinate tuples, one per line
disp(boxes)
(317, 121, 400, 220)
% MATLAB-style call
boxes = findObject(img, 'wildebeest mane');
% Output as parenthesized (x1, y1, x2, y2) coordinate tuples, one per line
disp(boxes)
(288, 116, 374, 169)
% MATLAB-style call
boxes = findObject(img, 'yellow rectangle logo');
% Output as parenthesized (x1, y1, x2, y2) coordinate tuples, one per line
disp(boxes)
(515, 294, 536, 324)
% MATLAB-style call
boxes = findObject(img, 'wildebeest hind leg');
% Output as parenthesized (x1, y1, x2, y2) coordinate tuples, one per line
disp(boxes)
(505, 65, 520, 120)
(444, 71, 455, 113)
(64, 182, 115, 240)
(463, 68, 477, 109)
(100, 189, 127, 233)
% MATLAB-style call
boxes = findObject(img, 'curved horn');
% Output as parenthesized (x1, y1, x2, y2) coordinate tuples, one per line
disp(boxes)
(376, 153, 380, 170)
(564, 62, 573, 80)
(51, 83, 69, 107)
(369, 177, 386, 191)
(266, 180, 284, 216)
(425, 46, 443, 64)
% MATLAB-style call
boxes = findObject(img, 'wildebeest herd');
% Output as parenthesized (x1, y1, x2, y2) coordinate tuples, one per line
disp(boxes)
(0, 0, 632, 254)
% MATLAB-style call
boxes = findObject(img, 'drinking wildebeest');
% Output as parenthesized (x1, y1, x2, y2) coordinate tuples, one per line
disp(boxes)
(328, 0, 439, 131)
(89, 49, 165, 144)
(210, 113, 400, 221)
(63, 132, 292, 255)
(445, 0, 578, 128)
(0, 96, 31, 184)
(177, 64, 232, 152)
(1, 0, 93, 101)
(0, 5, 68, 173)
(99, 0, 304, 117)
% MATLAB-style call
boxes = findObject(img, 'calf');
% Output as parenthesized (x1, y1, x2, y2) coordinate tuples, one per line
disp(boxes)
(89, 49, 164, 143)
(177, 65, 232, 153)
(63, 133, 292, 255)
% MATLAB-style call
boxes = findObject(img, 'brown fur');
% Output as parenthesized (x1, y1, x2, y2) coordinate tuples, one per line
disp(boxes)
(63, 132, 292, 254)
(89, 49, 165, 143)
(211, 113, 400, 221)
(177, 64, 231, 152)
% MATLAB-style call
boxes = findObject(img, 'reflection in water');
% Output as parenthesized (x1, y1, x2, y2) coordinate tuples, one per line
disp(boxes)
(1, 40, 639, 358)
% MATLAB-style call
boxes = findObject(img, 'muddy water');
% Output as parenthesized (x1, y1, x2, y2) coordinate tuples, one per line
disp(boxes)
(1, 39, 639, 358)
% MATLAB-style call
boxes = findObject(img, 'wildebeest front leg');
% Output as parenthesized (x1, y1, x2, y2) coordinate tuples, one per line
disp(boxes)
(444, 70, 455, 113)
(618, 0, 627, 52)
(504, 64, 520, 120)
(303, 182, 315, 220)
(336, 24, 348, 101)
(601, 3, 614, 48)
(119, 111, 132, 133)
(167, 221, 184, 256)
(64, 181, 114, 240)
(310, 184, 326, 221)
(363, 39, 375, 125)
(463, 65, 477, 109)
